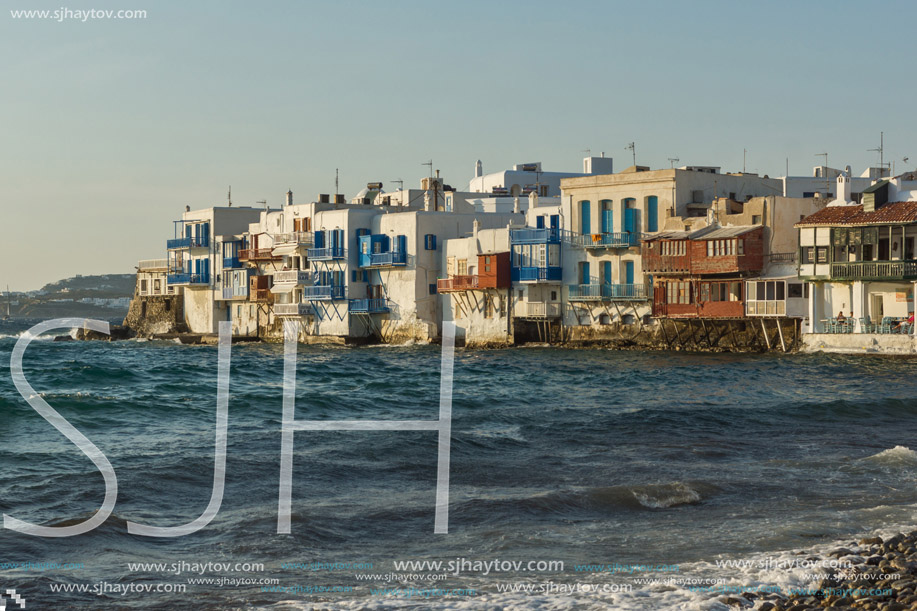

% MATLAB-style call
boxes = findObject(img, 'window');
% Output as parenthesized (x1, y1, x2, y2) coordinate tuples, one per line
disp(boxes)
(787, 283, 803, 299)
(164, 300, 171, 312)
(551, 291, 558, 301)
(738, 240, 744, 255)
(425, 234, 437, 250)
(429, 283, 436, 295)
(484, 299, 493, 318)
(351, 270, 357, 282)
(237, 305, 242, 317)
(816, 247, 828, 263)
(518, 290, 524, 300)
(752, 215, 762, 224)
(457, 259, 468, 275)
(802, 247, 814, 264)
(483, 256, 492, 273)
(140, 279, 148, 293)
(499, 297, 505, 317)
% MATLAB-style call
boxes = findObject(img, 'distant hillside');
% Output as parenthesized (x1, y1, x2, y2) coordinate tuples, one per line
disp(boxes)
(38, 274, 135, 299)
(5, 274, 135, 319)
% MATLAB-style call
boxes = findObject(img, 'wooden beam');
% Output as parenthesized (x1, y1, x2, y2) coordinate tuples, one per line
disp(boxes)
(760, 318, 772, 350)
(776, 318, 787, 353)
(700, 318, 712, 347)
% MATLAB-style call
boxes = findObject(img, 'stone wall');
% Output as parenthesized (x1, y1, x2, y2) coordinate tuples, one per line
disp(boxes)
(123, 294, 186, 337)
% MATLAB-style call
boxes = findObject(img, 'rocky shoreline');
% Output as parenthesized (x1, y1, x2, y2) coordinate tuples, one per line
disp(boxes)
(724, 532, 917, 610)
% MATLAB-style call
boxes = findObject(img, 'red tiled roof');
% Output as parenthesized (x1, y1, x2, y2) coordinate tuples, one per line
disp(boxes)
(795, 201, 917, 227)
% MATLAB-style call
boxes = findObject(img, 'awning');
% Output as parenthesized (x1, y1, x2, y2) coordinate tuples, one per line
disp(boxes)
(270, 283, 295, 293)
(271, 244, 305, 256)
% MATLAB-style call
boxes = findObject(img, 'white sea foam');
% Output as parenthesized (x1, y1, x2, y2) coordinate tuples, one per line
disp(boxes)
(632, 482, 703, 509)
(863, 445, 917, 465)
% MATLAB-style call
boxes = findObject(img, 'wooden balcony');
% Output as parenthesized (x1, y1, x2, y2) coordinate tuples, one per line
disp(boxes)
(239, 248, 281, 262)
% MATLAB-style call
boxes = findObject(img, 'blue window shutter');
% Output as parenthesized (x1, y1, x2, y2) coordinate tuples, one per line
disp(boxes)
(580, 201, 591, 234)
(536, 216, 545, 229)
(625, 261, 634, 285)
(601, 201, 613, 233)
(351, 270, 357, 282)
(550, 215, 559, 229)
(429, 283, 437, 295)
(624, 208, 636, 233)
(581, 261, 590, 285)
(647, 196, 658, 232)
(397, 235, 407, 253)
(603, 261, 612, 285)
(362, 270, 368, 282)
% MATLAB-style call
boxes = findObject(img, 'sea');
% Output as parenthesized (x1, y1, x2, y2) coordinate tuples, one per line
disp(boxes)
(1, 317, 917, 610)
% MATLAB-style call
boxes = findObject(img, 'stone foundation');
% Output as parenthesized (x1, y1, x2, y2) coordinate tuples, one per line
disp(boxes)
(123, 294, 186, 337)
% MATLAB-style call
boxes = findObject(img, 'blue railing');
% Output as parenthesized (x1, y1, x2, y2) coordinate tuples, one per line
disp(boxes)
(567, 283, 647, 301)
(167, 235, 210, 249)
(349, 298, 390, 313)
(222, 256, 241, 269)
(510, 227, 561, 244)
(307, 247, 346, 260)
(302, 285, 346, 300)
(167, 272, 210, 285)
(360, 251, 407, 267)
(567, 231, 642, 248)
(513, 266, 563, 282)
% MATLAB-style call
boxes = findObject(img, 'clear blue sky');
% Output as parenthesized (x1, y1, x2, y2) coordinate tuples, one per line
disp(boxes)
(2, 0, 915, 290)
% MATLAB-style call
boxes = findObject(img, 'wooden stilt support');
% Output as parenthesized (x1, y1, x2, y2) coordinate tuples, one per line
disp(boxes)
(660, 318, 670, 346)
(760, 318, 772, 350)
(776, 318, 787, 353)
(700, 319, 712, 348)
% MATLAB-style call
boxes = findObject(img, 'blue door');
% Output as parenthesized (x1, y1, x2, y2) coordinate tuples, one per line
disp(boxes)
(601, 201, 613, 234)
(580, 200, 591, 234)
(550, 215, 559, 229)
(647, 196, 658, 232)
(580, 261, 590, 285)
(603, 261, 612, 285)
(625, 261, 634, 285)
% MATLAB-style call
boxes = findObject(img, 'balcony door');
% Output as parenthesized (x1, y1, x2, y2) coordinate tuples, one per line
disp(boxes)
(580, 261, 590, 285)
(602, 261, 612, 285)
(624, 261, 634, 285)
(601, 200, 613, 234)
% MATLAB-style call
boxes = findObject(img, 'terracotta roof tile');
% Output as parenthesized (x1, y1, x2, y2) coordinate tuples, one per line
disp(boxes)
(795, 201, 917, 227)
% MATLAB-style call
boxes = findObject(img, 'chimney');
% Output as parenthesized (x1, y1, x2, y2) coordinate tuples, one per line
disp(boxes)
(528, 191, 538, 209)
(475, 159, 483, 178)
(424, 190, 432, 211)
(513, 196, 520, 213)
(286, 190, 293, 206)
(836, 172, 852, 205)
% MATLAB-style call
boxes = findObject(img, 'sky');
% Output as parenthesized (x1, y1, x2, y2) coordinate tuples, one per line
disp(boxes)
(2, 0, 916, 290)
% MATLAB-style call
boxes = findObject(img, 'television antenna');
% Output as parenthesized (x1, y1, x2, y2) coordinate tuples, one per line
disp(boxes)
(392, 179, 403, 191)
(625, 142, 636, 166)
(668, 157, 680, 169)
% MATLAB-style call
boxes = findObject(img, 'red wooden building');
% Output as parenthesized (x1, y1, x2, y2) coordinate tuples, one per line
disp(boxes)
(437, 252, 511, 292)
(642, 226, 764, 318)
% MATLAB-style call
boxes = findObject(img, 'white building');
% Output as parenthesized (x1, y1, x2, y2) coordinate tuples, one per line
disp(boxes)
(798, 172, 917, 345)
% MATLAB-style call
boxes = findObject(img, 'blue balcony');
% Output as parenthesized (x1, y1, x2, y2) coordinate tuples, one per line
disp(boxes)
(349, 298, 390, 313)
(307, 246, 346, 261)
(359, 251, 407, 268)
(222, 256, 241, 269)
(567, 283, 647, 301)
(513, 266, 563, 283)
(302, 285, 346, 300)
(167, 272, 210, 285)
(510, 227, 561, 244)
(167, 235, 210, 250)
(567, 231, 641, 249)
